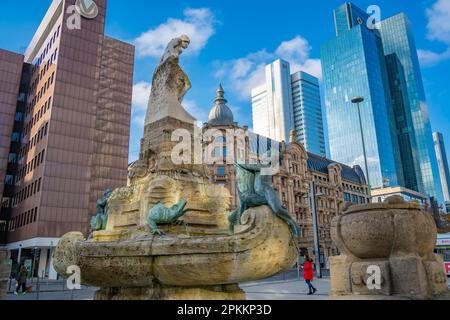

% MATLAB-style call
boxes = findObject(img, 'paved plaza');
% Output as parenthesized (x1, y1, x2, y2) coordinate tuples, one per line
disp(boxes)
(3, 271, 449, 301)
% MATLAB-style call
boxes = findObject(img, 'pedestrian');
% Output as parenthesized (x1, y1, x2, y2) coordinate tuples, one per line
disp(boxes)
(14, 265, 28, 295)
(302, 254, 317, 295)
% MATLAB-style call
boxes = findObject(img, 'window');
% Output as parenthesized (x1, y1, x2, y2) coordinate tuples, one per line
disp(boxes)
(11, 132, 21, 142)
(217, 166, 225, 176)
(8, 153, 17, 164)
(5, 175, 14, 186)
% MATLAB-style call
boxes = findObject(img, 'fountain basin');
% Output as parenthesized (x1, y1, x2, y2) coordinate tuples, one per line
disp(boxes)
(53, 206, 297, 297)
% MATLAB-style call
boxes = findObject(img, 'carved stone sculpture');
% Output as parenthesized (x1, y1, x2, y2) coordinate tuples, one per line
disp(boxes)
(147, 200, 189, 235)
(144, 35, 195, 125)
(53, 36, 298, 300)
(330, 196, 449, 300)
(228, 162, 300, 238)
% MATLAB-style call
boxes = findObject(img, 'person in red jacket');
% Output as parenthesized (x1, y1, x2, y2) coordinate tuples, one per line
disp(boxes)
(302, 254, 317, 295)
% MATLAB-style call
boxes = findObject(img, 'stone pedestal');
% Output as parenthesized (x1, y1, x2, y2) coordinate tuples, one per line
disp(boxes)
(0, 247, 8, 299)
(330, 196, 449, 300)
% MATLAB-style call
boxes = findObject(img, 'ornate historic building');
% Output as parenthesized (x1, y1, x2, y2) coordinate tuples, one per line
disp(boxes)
(203, 85, 370, 266)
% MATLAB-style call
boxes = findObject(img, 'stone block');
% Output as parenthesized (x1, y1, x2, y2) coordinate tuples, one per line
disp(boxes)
(350, 261, 391, 296)
(330, 255, 352, 296)
(424, 255, 448, 296)
(389, 255, 429, 299)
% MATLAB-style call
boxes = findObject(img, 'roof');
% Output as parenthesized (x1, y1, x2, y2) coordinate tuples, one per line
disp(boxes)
(208, 84, 235, 126)
(306, 152, 367, 185)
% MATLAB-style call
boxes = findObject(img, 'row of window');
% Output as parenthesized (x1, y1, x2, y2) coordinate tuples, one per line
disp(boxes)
(7, 207, 38, 232)
(12, 178, 42, 207)
(27, 71, 55, 115)
(20, 114, 50, 160)
(16, 149, 46, 183)
(343, 192, 367, 204)
(32, 25, 60, 71)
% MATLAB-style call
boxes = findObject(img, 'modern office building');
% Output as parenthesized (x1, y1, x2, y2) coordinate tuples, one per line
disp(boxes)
(434, 132, 450, 212)
(251, 60, 326, 156)
(321, 2, 399, 190)
(380, 13, 444, 204)
(251, 59, 294, 144)
(0, 0, 134, 279)
(0, 50, 26, 244)
(206, 85, 369, 266)
(291, 71, 326, 156)
(371, 186, 429, 207)
(321, 2, 444, 204)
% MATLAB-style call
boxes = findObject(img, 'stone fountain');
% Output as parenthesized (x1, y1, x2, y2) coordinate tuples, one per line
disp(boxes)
(53, 35, 298, 300)
(330, 196, 449, 300)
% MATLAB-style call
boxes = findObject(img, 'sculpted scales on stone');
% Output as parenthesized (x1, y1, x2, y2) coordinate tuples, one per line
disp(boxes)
(144, 35, 196, 125)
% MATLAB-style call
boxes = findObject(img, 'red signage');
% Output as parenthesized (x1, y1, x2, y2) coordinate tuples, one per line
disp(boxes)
(445, 263, 450, 276)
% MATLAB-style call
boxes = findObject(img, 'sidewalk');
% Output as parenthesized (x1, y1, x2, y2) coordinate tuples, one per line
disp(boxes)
(243, 278, 331, 300)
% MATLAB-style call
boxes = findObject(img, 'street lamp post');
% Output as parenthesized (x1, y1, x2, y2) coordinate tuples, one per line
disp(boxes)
(309, 180, 323, 279)
(351, 96, 372, 201)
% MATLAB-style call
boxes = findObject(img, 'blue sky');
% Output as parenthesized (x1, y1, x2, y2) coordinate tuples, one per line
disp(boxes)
(1, 0, 449, 163)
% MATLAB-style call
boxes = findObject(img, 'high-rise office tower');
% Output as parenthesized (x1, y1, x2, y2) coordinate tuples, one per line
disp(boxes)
(0, 0, 134, 278)
(321, 2, 399, 189)
(251, 59, 326, 156)
(380, 13, 444, 203)
(291, 71, 326, 156)
(433, 132, 450, 211)
(251, 59, 294, 144)
(384, 53, 423, 192)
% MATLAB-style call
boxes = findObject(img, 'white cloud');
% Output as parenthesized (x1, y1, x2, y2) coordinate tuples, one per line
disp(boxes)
(426, 0, 450, 45)
(184, 99, 209, 125)
(419, 0, 450, 67)
(214, 36, 321, 100)
(418, 48, 450, 67)
(134, 8, 216, 58)
(132, 81, 151, 111)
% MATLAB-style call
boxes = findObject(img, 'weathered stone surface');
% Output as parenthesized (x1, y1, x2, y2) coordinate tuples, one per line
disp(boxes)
(329, 255, 352, 296)
(144, 35, 195, 126)
(0, 247, 8, 299)
(330, 196, 449, 300)
(350, 261, 391, 296)
(95, 284, 245, 301)
(53, 206, 297, 293)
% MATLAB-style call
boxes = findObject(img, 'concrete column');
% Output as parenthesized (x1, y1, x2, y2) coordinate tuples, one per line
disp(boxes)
(38, 248, 48, 278)
(48, 247, 58, 280)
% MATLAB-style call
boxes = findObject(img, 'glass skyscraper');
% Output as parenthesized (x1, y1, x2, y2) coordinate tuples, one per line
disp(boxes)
(321, 2, 399, 189)
(291, 72, 326, 156)
(251, 59, 294, 143)
(251, 59, 326, 156)
(380, 13, 444, 203)
(433, 132, 450, 209)
(321, 2, 444, 203)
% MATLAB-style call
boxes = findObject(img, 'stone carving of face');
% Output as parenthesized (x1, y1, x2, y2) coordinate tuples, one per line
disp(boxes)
(180, 35, 191, 49)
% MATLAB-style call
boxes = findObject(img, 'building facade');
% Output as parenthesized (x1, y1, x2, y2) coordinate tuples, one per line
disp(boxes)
(380, 13, 444, 204)
(0, 50, 25, 244)
(372, 186, 429, 207)
(205, 86, 369, 266)
(251, 60, 326, 156)
(321, 2, 444, 204)
(434, 132, 450, 212)
(0, 0, 134, 279)
(321, 2, 399, 190)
